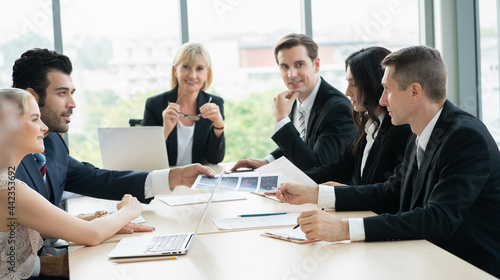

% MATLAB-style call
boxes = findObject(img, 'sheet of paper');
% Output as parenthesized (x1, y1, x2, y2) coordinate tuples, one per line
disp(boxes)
(213, 212, 299, 230)
(255, 156, 316, 185)
(191, 173, 282, 192)
(159, 193, 246, 206)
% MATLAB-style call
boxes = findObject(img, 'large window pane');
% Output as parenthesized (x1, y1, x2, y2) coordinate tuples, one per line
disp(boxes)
(61, 0, 180, 166)
(479, 0, 500, 145)
(312, 0, 419, 91)
(0, 0, 54, 88)
(188, 0, 301, 162)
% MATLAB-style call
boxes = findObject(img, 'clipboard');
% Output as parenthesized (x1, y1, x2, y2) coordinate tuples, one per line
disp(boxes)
(261, 228, 319, 244)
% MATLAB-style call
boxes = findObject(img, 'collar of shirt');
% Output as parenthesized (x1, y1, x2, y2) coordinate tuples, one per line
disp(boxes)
(295, 76, 321, 114)
(416, 107, 443, 151)
(365, 111, 386, 140)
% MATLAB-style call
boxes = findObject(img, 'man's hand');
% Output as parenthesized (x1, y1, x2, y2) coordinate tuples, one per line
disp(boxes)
(272, 182, 319, 205)
(273, 90, 299, 123)
(116, 222, 156, 234)
(296, 209, 350, 242)
(230, 158, 268, 171)
(40, 255, 69, 278)
(169, 163, 216, 188)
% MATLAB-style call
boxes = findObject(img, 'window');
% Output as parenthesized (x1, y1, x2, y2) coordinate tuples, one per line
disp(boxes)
(188, 0, 301, 161)
(479, 0, 500, 145)
(60, 0, 180, 165)
(312, 0, 420, 91)
(0, 0, 54, 88)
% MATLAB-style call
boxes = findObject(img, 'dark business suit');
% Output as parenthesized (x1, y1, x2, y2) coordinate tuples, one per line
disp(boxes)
(334, 101, 500, 277)
(271, 77, 355, 171)
(16, 133, 151, 206)
(306, 115, 412, 185)
(142, 87, 225, 166)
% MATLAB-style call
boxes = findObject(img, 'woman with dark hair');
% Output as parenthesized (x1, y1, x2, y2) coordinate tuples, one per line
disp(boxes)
(306, 47, 412, 185)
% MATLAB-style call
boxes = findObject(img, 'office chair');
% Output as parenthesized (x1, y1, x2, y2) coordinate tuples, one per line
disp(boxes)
(129, 119, 143, 127)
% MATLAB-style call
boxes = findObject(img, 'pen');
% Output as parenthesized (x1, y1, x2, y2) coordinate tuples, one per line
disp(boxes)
(292, 207, 325, 230)
(239, 212, 287, 217)
(111, 256, 177, 264)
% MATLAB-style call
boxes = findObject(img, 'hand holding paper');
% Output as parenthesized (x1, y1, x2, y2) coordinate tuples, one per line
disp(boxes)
(272, 182, 319, 205)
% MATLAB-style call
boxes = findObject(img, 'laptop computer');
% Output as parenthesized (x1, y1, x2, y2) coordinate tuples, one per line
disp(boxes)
(98, 127, 169, 172)
(108, 171, 223, 259)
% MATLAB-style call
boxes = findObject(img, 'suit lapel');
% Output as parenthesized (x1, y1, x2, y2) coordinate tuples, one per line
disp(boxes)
(306, 78, 327, 142)
(20, 154, 49, 199)
(361, 116, 391, 184)
(410, 101, 455, 208)
(400, 134, 418, 211)
(192, 92, 209, 163)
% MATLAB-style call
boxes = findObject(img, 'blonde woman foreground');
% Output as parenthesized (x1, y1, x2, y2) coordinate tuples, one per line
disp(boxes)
(0, 88, 142, 279)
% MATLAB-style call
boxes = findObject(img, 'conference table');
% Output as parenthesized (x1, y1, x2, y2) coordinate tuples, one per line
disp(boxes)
(66, 164, 497, 279)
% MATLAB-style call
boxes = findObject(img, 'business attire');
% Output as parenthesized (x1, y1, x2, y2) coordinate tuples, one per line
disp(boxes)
(16, 133, 151, 206)
(306, 114, 412, 185)
(269, 77, 355, 171)
(330, 101, 500, 277)
(142, 87, 225, 166)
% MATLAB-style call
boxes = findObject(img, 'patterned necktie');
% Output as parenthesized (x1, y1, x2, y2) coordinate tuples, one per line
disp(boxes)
(298, 107, 306, 141)
(416, 144, 424, 168)
(33, 153, 47, 183)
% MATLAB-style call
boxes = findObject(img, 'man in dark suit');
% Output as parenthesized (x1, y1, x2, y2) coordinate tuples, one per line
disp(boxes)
(274, 45, 500, 277)
(232, 34, 355, 172)
(12, 48, 215, 278)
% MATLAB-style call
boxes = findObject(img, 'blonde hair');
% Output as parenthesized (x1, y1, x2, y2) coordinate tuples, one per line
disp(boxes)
(0, 88, 34, 117)
(170, 43, 213, 91)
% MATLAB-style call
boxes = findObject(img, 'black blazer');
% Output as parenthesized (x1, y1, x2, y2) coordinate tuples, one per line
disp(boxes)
(306, 115, 412, 185)
(334, 101, 500, 277)
(270, 77, 355, 171)
(16, 133, 151, 206)
(142, 87, 225, 166)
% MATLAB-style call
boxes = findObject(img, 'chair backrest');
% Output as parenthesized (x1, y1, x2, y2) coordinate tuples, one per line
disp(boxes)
(129, 119, 143, 127)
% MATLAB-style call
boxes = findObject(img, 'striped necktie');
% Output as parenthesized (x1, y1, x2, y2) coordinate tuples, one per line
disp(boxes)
(33, 153, 47, 183)
(298, 107, 306, 141)
(416, 143, 424, 169)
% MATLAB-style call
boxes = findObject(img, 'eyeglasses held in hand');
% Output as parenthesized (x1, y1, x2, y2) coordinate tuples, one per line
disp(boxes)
(178, 112, 201, 121)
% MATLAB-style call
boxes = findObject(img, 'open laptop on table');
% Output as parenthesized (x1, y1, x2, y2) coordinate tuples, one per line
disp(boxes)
(98, 127, 169, 172)
(108, 172, 223, 259)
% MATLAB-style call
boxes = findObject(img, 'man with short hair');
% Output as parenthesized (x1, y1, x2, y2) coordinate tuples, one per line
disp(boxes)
(232, 33, 355, 172)
(12, 48, 215, 278)
(275, 45, 500, 277)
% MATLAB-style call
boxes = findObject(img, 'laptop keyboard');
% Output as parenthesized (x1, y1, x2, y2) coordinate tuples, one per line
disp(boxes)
(145, 234, 188, 253)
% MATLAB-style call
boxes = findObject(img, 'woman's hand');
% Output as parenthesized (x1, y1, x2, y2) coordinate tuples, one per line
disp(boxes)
(161, 102, 181, 139)
(200, 102, 223, 128)
(117, 194, 142, 219)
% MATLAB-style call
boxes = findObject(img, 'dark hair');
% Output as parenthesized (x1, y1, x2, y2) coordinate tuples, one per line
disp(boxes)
(345, 46, 391, 155)
(12, 48, 72, 106)
(274, 33, 318, 64)
(381, 45, 447, 102)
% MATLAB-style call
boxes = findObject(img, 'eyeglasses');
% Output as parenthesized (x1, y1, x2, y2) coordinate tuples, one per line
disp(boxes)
(178, 112, 201, 121)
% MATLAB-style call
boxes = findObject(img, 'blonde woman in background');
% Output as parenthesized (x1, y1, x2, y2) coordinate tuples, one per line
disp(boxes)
(143, 43, 225, 166)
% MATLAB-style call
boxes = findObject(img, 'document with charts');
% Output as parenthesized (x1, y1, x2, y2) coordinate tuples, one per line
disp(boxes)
(192, 173, 281, 193)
